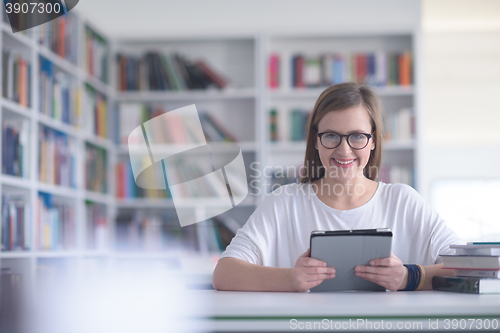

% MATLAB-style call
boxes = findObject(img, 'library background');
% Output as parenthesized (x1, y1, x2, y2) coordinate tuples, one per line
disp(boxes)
(1, 0, 499, 301)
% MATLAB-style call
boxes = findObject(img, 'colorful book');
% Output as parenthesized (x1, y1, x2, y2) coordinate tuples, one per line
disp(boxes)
(432, 276, 500, 294)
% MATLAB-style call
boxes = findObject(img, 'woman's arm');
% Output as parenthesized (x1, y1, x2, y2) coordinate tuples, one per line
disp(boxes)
(419, 263, 452, 290)
(212, 257, 295, 291)
(213, 249, 336, 292)
(355, 254, 453, 291)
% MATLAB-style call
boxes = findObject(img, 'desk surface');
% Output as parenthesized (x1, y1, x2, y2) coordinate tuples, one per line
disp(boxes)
(190, 290, 500, 332)
(197, 290, 500, 318)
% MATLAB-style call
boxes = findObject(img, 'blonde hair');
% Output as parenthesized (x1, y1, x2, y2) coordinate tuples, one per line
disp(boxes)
(300, 82, 384, 183)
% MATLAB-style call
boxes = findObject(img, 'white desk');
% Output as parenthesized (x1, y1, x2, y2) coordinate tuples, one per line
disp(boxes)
(190, 290, 500, 332)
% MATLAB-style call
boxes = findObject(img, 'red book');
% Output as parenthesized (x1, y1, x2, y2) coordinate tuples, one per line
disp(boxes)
(355, 54, 368, 85)
(58, 17, 66, 58)
(295, 56, 305, 88)
(116, 164, 124, 198)
(87, 38, 93, 75)
(19, 59, 27, 106)
(268, 54, 280, 88)
(399, 51, 412, 86)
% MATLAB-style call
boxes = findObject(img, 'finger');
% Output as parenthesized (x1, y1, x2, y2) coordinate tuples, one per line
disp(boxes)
(355, 271, 390, 285)
(305, 267, 336, 275)
(306, 273, 336, 282)
(300, 257, 328, 267)
(355, 265, 391, 276)
(307, 279, 327, 290)
(369, 257, 398, 267)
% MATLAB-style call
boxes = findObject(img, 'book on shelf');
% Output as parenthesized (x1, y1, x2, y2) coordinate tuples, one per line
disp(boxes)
(36, 192, 76, 250)
(83, 84, 108, 139)
(85, 143, 107, 194)
(2, 50, 31, 107)
(383, 107, 414, 142)
(378, 165, 414, 187)
(39, 56, 82, 127)
(115, 159, 169, 199)
(85, 26, 108, 83)
(118, 103, 237, 144)
(85, 201, 107, 250)
(432, 276, 500, 294)
(268, 108, 310, 142)
(268, 53, 280, 89)
(38, 126, 77, 188)
(37, 14, 78, 65)
(117, 52, 228, 91)
(115, 210, 197, 252)
(271, 51, 412, 89)
(2, 117, 29, 178)
(1, 194, 31, 251)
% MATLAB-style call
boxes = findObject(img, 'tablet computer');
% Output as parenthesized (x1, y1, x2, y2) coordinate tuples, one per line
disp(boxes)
(309, 228, 393, 292)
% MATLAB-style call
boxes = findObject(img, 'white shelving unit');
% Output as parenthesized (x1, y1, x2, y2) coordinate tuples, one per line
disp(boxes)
(0, 13, 115, 288)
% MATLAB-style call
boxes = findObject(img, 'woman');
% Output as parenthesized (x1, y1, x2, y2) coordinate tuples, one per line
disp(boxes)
(212, 82, 462, 292)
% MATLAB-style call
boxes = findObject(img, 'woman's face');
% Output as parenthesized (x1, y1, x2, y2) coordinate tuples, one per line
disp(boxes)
(315, 104, 375, 183)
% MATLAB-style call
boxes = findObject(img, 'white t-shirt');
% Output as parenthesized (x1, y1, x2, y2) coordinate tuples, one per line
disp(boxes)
(220, 182, 463, 267)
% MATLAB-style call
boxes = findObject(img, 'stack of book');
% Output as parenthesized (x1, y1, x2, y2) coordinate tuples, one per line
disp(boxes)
(433, 242, 500, 294)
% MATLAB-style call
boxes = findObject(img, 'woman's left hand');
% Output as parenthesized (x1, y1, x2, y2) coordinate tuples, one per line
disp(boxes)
(355, 252, 408, 291)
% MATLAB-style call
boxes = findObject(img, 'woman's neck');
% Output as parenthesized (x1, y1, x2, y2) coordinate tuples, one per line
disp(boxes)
(312, 176, 378, 210)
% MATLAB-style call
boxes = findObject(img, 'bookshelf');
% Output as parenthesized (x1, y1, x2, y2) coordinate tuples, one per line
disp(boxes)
(0, 9, 422, 286)
(0, 11, 115, 289)
(112, 36, 260, 257)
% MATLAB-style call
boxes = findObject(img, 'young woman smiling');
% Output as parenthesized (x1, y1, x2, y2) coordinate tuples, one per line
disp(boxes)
(212, 82, 462, 292)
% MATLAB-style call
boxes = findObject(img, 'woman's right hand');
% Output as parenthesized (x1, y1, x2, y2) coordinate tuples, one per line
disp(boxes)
(290, 248, 336, 291)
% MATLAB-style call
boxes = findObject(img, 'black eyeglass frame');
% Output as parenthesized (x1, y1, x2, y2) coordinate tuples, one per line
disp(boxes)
(317, 132, 373, 150)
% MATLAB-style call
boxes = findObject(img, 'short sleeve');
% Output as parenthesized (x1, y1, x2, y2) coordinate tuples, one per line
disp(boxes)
(397, 184, 465, 264)
(219, 192, 280, 265)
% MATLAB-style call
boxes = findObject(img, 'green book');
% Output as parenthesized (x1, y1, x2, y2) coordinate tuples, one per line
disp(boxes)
(432, 276, 500, 294)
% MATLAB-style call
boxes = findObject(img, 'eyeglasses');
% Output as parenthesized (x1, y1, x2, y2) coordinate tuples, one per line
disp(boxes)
(317, 132, 373, 150)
